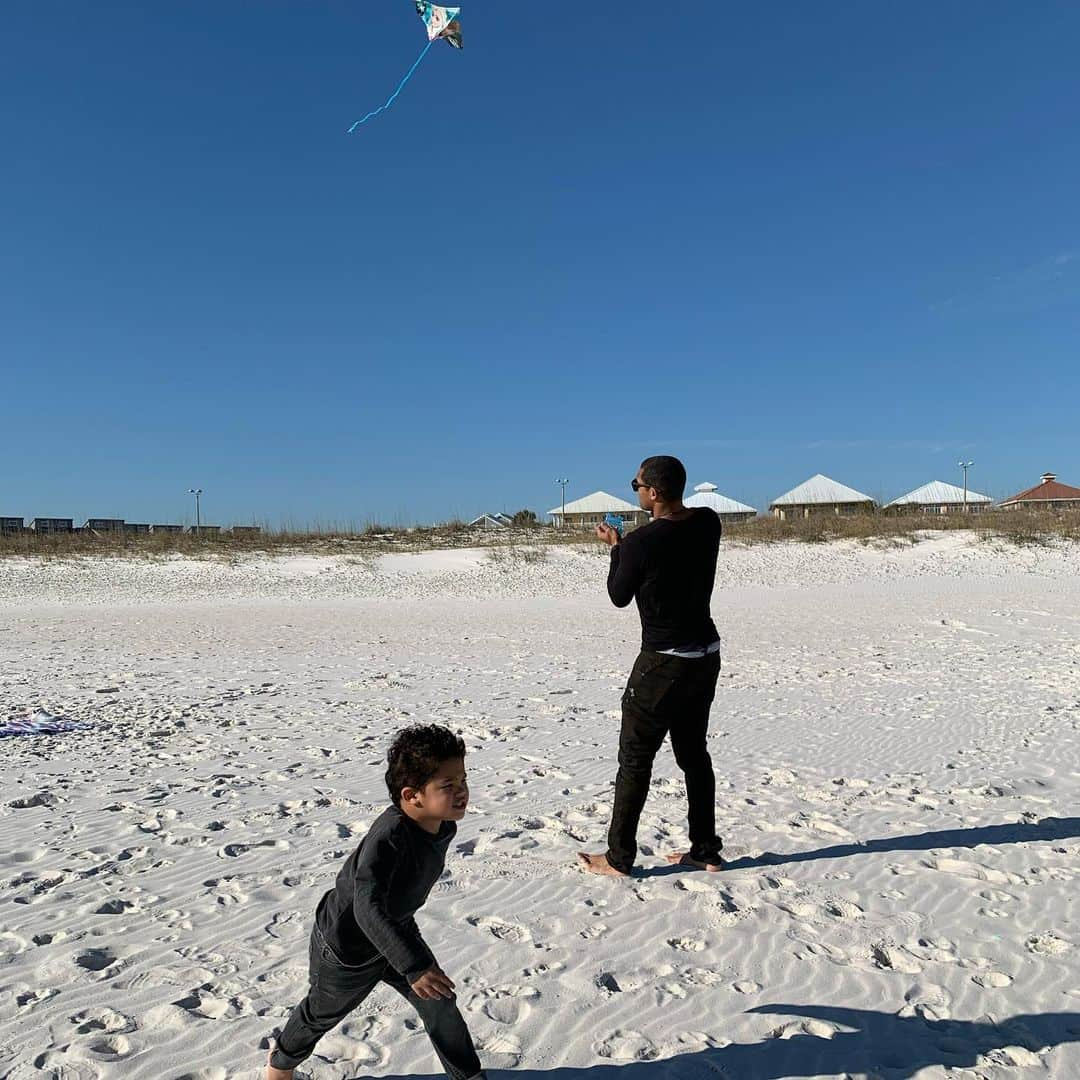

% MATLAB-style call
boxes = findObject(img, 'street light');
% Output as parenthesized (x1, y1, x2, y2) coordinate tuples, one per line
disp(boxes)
(188, 488, 203, 534)
(554, 478, 569, 529)
(957, 461, 974, 512)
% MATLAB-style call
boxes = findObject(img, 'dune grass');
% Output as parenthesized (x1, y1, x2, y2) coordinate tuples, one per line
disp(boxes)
(0, 509, 1077, 561)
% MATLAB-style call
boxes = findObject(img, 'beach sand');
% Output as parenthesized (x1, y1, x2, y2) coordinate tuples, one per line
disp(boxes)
(1, 533, 1078, 1078)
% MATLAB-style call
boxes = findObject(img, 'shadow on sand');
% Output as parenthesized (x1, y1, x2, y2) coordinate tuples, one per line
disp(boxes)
(630, 816, 1079, 880)
(720, 816, 1079, 872)
(353, 1006, 1080, 1079)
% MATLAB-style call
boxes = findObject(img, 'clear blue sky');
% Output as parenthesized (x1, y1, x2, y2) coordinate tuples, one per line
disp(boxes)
(3, 2, 1078, 526)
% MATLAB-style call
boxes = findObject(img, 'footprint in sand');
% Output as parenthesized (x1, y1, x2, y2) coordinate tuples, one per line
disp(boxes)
(17, 988, 59, 1010)
(824, 898, 864, 920)
(922, 857, 1024, 886)
(667, 937, 706, 952)
(769, 1019, 836, 1040)
(29, 1051, 102, 1078)
(75, 948, 119, 974)
(0, 931, 29, 957)
(673, 878, 715, 895)
(71, 1008, 135, 1034)
(595, 1030, 658, 1061)
(312, 1033, 384, 1065)
(467, 985, 540, 1024)
(466, 916, 532, 944)
(901, 982, 952, 1021)
(1026, 932, 1071, 956)
(473, 1033, 522, 1068)
(77, 1034, 134, 1061)
(972, 971, 1013, 988)
(176, 988, 255, 1021)
(596, 965, 676, 994)
(871, 944, 922, 974)
(94, 898, 138, 916)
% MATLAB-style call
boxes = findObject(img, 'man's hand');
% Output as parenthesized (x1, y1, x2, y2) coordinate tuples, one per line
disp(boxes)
(596, 523, 620, 548)
(410, 964, 456, 1000)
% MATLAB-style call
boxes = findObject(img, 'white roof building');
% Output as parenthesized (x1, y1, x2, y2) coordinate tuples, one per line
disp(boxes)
(886, 481, 992, 511)
(770, 474, 875, 519)
(548, 491, 639, 517)
(548, 491, 648, 529)
(684, 482, 757, 518)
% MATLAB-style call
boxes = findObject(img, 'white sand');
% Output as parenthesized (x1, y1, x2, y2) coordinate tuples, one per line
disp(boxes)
(1, 533, 1078, 1079)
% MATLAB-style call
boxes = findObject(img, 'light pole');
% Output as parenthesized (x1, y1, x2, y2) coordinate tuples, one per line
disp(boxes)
(554, 478, 568, 530)
(188, 488, 203, 534)
(957, 461, 974, 512)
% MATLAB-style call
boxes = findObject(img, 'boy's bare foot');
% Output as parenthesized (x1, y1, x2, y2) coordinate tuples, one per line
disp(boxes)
(665, 851, 724, 872)
(267, 1050, 294, 1080)
(577, 852, 629, 877)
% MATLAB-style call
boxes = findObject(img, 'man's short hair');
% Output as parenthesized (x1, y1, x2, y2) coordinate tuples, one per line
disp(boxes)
(640, 455, 687, 500)
(385, 724, 466, 805)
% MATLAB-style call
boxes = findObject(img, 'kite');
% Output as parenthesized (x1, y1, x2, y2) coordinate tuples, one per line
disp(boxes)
(348, 2, 462, 132)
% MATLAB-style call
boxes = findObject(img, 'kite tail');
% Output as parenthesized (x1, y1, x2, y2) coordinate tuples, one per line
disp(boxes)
(348, 39, 434, 132)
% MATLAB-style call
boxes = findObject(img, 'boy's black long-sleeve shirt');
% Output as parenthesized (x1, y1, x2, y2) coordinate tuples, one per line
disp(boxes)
(607, 508, 722, 651)
(315, 805, 454, 979)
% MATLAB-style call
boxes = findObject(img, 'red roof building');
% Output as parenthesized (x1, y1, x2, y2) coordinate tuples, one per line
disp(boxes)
(1000, 473, 1080, 510)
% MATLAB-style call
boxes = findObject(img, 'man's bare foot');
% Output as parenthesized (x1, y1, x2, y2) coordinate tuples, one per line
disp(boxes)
(267, 1049, 294, 1080)
(665, 851, 724, 872)
(577, 852, 630, 877)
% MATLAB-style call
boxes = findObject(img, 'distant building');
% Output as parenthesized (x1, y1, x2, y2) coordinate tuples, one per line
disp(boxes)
(469, 514, 511, 530)
(84, 518, 124, 533)
(230, 526, 262, 535)
(30, 518, 73, 534)
(150, 524, 183, 534)
(886, 481, 993, 515)
(1000, 472, 1080, 511)
(684, 483, 757, 524)
(124, 523, 152, 534)
(186, 525, 221, 535)
(0, 517, 24, 534)
(548, 492, 649, 530)
(770, 474, 876, 520)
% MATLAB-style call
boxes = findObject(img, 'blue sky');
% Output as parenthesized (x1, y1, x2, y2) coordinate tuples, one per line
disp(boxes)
(3, 2, 1078, 526)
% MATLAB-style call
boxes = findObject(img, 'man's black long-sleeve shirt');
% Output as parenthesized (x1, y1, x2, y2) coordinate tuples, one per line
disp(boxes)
(607, 508, 721, 652)
(315, 805, 453, 979)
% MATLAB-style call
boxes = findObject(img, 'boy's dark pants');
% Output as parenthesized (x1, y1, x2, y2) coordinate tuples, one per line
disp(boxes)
(606, 650, 723, 875)
(271, 926, 484, 1078)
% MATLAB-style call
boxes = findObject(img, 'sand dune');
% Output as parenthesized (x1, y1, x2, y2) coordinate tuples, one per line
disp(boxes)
(1, 533, 1078, 1078)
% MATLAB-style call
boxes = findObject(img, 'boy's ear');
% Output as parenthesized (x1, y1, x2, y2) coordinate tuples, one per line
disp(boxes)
(400, 785, 422, 806)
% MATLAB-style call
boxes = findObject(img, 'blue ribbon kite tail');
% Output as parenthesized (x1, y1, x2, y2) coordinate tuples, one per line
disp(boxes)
(348, 39, 434, 132)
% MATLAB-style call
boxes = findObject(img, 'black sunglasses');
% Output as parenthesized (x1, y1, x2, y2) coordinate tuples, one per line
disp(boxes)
(631, 479, 651, 492)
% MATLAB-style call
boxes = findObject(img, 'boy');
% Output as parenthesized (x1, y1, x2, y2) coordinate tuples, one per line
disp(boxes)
(268, 724, 486, 1080)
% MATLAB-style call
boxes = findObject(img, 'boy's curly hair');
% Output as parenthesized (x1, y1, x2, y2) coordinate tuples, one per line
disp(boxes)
(385, 724, 466, 805)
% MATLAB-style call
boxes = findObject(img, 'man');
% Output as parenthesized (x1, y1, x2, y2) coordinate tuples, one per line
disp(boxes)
(578, 455, 725, 878)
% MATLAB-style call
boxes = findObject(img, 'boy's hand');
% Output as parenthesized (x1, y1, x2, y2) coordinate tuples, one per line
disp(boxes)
(410, 965, 456, 1000)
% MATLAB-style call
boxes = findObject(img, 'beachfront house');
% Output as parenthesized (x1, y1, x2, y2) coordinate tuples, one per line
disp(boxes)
(0, 517, 24, 534)
(185, 525, 221, 535)
(230, 525, 262, 535)
(548, 491, 648, 530)
(150, 524, 183, 533)
(124, 523, 152, 534)
(84, 518, 124, 533)
(684, 483, 757, 523)
(769, 474, 876, 519)
(29, 518, 73, 533)
(885, 480, 993, 515)
(999, 473, 1080, 511)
